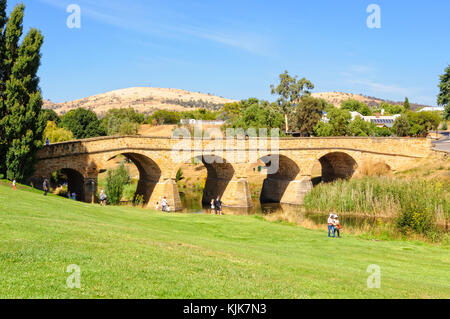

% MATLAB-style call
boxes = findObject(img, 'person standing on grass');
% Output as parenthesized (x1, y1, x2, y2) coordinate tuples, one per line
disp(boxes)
(155, 202, 160, 211)
(210, 198, 215, 214)
(214, 196, 222, 215)
(43, 179, 49, 196)
(99, 190, 107, 206)
(12, 179, 16, 191)
(333, 215, 341, 238)
(161, 196, 167, 212)
(327, 214, 335, 238)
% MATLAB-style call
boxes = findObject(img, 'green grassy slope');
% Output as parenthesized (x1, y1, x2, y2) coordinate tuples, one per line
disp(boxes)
(0, 184, 449, 299)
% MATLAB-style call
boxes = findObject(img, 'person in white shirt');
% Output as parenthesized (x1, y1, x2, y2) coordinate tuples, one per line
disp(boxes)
(161, 197, 168, 212)
(327, 214, 335, 238)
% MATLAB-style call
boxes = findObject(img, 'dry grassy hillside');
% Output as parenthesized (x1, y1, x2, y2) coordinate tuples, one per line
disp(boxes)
(43, 87, 236, 116)
(311, 92, 431, 110)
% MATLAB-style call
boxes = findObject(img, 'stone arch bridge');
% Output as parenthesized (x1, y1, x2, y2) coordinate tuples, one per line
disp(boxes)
(32, 136, 432, 211)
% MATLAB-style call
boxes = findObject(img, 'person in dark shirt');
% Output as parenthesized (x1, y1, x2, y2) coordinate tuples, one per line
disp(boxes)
(214, 196, 222, 215)
(43, 179, 49, 196)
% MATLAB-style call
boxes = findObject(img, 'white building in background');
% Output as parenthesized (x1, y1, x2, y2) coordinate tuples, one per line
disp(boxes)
(350, 111, 401, 128)
(180, 119, 225, 126)
(417, 106, 444, 112)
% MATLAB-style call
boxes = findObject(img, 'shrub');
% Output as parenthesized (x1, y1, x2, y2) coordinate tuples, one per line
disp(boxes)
(105, 162, 130, 205)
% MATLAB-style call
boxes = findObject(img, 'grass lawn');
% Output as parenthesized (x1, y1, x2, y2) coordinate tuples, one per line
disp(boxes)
(0, 183, 449, 299)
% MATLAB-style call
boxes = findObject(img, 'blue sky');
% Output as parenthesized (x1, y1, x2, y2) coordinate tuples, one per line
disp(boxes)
(7, 0, 450, 105)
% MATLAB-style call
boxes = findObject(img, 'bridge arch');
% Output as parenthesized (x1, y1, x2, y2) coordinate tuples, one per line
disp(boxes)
(260, 154, 300, 203)
(47, 167, 86, 202)
(102, 152, 162, 204)
(317, 151, 358, 182)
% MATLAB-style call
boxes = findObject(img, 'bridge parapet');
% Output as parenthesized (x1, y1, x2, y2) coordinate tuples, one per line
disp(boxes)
(37, 136, 432, 160)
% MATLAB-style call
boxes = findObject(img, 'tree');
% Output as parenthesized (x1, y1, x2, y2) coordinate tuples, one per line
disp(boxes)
(149, 109, 181, 125)
(313, 121, 333, 137)
(43, 121, 73, 143)
(403, 97, 411, 111)
(393, 115, 410, 137)
(101, 108, 143, 136)
(105, 162, 130, 205)
(228, 98, 284, 135)
(60, 108, 105, 139)
(437, 65, 450, 120)
(374, 126, 392, 137)
(341, 99, 373, 116)
(292, 96, 324, 135)
(328, 108, 351, 136)
(380, 102, 404, 115)
(221, 102, 241, 121)
(41, 109, 60, 124)
(270, 71, 314, 133)
(406, 111, 441, 137)
(0, 3, 46, 181)
(349, 116, 375, 136)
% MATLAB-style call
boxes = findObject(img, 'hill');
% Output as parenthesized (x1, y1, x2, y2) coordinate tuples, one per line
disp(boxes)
(44, 89, 434, 117)
(43, 87, 236, 116)
(0, 182, 449, 298)
(311, 92, 432, 110)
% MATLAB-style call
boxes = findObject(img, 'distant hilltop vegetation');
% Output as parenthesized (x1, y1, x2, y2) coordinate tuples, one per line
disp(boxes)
(43, 88, 434, 116)
(311, 92, 432, 110)
(43, 87, 236, 116)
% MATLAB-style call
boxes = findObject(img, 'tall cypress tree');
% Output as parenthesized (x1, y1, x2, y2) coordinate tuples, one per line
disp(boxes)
(0, 2, 45, 181)
(0, 0, 7, 175)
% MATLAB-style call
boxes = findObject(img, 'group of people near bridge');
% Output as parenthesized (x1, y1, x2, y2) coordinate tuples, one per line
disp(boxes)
(327, 214, 342, 238)
(155, 196, 172, 212)
(210, 196, 223, 215)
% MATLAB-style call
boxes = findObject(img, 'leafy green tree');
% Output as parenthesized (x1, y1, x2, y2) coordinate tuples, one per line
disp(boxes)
(403, 97, 411, 111)
(393, 115, 410, 137)
(292, 96, 324, 135)
(149, 109, 181, 125)
(349, 116, 374, 136)
(313, 121, 333, 137)
(180, 108, 219, 121)
(60, 108, 106, 139)
(406, 111, 441, 137)
(43, 121, 73, 143)
(41, 109, 60, 124)
(101, 108, 143, 136)
(105, 162, 130, 205)
(221, 102, 241, 121)
(374, 126, 392, 137)
(228, 99, 284, 135)
(270, 71, 314, 133)
(380, 102, 404, 115)
(328, 108, 351, 136)
(341, 99, 373, 116)
(0, 3, 46, 181)
(437, 65, 450, 120)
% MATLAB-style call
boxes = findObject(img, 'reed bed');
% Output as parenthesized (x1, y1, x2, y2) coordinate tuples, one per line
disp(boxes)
(304, 176, 449, 237)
